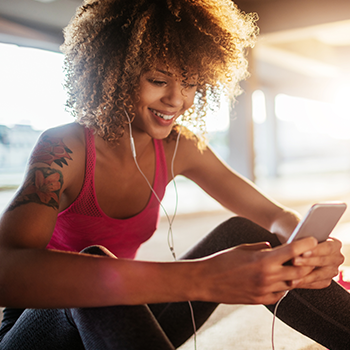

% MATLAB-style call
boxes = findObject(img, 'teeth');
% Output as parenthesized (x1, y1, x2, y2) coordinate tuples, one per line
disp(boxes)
(151, 109, 175, 120)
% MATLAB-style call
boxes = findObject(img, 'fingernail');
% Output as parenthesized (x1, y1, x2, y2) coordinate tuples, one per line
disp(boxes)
(302, 251, 312, 258)
(294, 257, 302, 265)
(292, 279, 302, 287)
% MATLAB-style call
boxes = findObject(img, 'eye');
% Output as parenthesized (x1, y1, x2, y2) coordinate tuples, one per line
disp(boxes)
(147, 79, 167, 86)
(181, 82, 197, 89)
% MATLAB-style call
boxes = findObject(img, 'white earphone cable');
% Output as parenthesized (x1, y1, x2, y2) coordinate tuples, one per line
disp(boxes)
(170, 126, 197, 349)
(124, 109, 197, 349)
(271, 291, 289, 350)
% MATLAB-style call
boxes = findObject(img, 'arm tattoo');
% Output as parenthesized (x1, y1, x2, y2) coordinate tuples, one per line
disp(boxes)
(8, 168, 64, 211)
(30, 135, 73, 168)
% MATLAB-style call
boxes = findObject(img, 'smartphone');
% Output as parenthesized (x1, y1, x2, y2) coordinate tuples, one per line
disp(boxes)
(286, 202, 347, 244)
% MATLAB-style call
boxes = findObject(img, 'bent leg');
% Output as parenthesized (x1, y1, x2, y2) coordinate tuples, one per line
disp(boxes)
(195, 217, 350, 349)
(0, 308, 84, 350)
(68, 305, 174, 350)
(267, 282, 350, 350)
(67, 245, 175, 350)
(151, 217, 350, 349)
(3, 219, 349, 349)
(150, 216, 281, 348)
(0, 246, 174, 350)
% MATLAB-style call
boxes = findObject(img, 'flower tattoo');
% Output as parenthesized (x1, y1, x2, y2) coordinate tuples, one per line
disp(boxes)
(30, 135, 73, 168)
(9, 168, 63, 210)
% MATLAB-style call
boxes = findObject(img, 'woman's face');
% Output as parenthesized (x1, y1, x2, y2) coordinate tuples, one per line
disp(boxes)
(131, 67, 197, 139)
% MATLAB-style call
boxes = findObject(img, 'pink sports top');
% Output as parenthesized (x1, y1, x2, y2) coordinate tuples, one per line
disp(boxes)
(47, 127, 168, 259)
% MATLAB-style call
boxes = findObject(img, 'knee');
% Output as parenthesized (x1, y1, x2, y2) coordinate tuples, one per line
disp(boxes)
(224, 216, 253, 226)
(216, 216, 280, 247)
(219, 216, 258, 232)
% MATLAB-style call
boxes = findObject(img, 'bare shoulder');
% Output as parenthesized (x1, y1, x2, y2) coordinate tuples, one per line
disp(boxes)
(7, 123, 87, 213)
(29, 123, 85, 173)
(35, 123, 85, 162)
(40, 122, 84, 138)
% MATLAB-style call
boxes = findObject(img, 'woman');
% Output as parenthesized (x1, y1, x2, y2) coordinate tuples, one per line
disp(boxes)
(0, 0, 349, 349)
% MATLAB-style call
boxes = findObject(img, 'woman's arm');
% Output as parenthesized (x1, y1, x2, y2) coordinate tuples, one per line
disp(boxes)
(175, 137, 344, 289)
(175, 139, 299, 239)
(0, 163, 316, 308)
(0, 125, 199, 308)
(0, 129, 337, 309)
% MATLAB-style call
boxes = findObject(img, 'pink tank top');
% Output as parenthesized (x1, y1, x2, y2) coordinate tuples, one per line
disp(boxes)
(47, 128, 168, 259)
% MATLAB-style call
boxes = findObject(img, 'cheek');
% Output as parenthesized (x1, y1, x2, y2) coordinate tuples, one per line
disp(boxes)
(137, 89, 159, 109)
(185, 92, 196, 108)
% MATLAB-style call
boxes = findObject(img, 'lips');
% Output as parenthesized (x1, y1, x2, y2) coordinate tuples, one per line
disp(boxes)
(150, 108, 176, 121)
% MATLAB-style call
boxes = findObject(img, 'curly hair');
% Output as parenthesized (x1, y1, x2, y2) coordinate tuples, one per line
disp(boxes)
(61, 0, 258, 144)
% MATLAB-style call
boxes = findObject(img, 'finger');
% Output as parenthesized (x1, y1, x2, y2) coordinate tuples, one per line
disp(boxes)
(268, 237, 318, 265)
(285, 266, 315, 286)
(250, 281, 291, 304)
(263, 265, 314, 292)
(294, 253, 344, 268)
(294, 241, 344, 267)
(259, 278, 301, 298)
(293, 266, 339, 288)
(303, 238, 342, 257)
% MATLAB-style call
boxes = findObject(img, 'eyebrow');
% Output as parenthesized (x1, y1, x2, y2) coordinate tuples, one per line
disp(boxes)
(156, 69, 175, 77)
(155, 69, 198, 83)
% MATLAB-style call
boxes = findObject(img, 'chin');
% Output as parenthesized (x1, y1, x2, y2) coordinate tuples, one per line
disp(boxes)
(148, 127, 173, 140)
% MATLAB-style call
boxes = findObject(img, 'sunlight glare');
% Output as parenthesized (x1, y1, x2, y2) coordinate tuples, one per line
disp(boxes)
(0, 43, 73, 131)
(252, 90, 267, 124)
(275, 93, 350, 140)
(205, 94, 230, 132)
(332, 83, 350, 119)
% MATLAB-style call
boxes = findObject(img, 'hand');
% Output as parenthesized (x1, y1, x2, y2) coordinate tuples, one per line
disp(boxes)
(196, 237, 318, 305)
(291, 237, 344, 289)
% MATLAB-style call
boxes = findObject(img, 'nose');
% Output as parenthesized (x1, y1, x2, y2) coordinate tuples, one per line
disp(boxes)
(161, 82, 185, 108)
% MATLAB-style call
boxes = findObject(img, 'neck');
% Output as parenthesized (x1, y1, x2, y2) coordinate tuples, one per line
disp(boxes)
(95, 128, 153, 164)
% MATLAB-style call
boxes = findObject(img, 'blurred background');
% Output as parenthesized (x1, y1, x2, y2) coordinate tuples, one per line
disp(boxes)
(1, 0, 350, 211)
(0, 1, 350, 349)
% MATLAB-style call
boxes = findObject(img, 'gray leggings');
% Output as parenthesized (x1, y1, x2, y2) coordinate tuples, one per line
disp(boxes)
(1, 217, 350, 349)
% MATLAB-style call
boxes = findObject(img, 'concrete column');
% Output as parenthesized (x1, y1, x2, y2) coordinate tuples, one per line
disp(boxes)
(228, 81, 255, 181)
(262, 88, 280, 177)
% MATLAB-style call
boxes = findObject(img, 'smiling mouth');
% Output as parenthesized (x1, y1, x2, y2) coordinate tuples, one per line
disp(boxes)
(150, 109, 176, 121)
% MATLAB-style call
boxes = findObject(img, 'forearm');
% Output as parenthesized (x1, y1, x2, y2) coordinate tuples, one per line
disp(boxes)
(183, 152, 300, 238)
(0, 248, 198, 308)
(269, 207, 301, 243)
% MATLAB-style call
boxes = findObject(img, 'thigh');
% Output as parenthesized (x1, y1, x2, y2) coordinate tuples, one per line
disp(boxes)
(69, 304, 175, 350)
(0, 308, 84, 350)
(181, 216, 280, 261)
(68, 246, 175, 350)
(0, 307, 25, 342)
